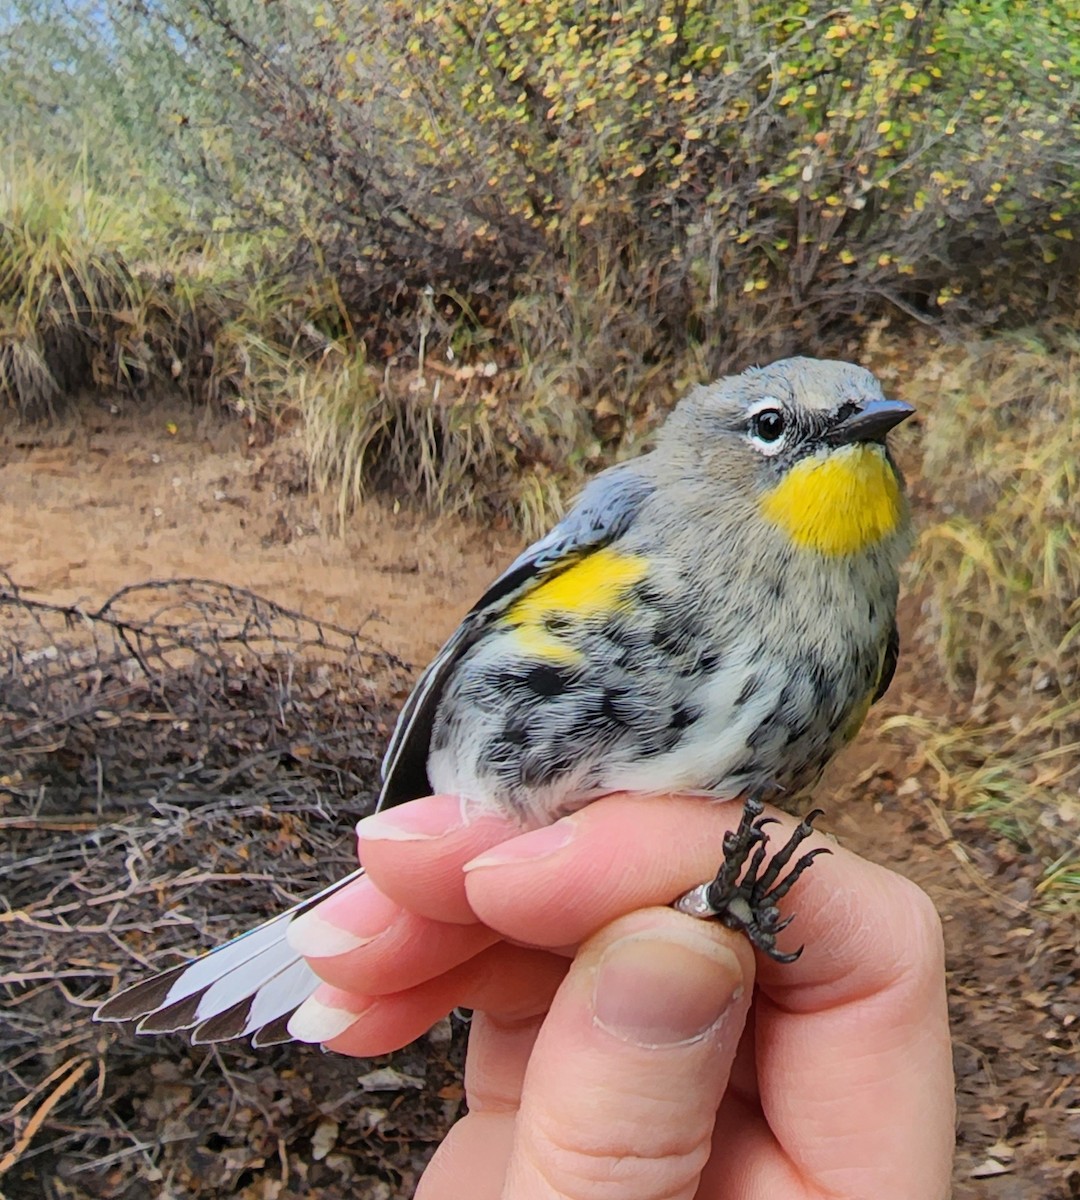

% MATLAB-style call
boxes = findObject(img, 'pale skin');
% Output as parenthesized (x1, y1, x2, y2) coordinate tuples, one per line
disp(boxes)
(285, 793, 956, 1200)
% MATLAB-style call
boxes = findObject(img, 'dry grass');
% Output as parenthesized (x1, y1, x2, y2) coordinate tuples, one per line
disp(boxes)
(298, 345, 604, 540)
(892, 330, 1080, 902)
(0, 154, 336, 424)
(0, 155, 143, 417)
(299, 352, 512, 532)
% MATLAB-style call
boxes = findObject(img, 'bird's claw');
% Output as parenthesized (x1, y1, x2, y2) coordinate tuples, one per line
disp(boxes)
(672, 791, 830, 962)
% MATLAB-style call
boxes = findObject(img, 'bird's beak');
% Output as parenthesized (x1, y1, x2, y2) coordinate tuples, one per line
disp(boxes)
(828, 398, 915, 446)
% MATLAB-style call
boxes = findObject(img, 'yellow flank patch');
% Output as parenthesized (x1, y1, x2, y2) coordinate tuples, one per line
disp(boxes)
(504, 547, 650, 663)
(840, 689, 874, 744)
(759, 444, 904, 557)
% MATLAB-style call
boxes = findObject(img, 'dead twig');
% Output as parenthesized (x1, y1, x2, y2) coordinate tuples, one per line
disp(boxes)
(0, 1056, 92, 1178)
(0, 574, 423, 1195)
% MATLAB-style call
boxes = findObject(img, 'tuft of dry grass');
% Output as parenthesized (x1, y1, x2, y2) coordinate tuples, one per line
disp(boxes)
(0, 152, 347, 423)
(299, 350, 511, 530)
(895, 329, 1080, 901)
(0, 153, 145, 417)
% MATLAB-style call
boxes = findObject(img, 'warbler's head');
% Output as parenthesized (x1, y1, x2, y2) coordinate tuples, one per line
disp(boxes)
(661, 356, 915, 557)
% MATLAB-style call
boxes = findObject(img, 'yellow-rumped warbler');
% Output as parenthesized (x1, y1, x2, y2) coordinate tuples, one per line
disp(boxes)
(95, 356, 914, 1046)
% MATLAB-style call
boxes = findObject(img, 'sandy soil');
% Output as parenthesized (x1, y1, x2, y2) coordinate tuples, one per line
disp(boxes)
(2, 403, 1076, 1199)
(0, 403, 510, 667)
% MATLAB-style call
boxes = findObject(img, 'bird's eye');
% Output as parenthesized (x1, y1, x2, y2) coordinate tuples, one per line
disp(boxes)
(750, 408, 786, 445)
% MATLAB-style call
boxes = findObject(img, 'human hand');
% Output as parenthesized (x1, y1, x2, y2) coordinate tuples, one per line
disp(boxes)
(285, 793, 955, 1199)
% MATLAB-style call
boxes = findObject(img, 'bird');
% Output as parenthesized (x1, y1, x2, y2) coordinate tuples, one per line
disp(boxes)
(95, 356, 914, 1048)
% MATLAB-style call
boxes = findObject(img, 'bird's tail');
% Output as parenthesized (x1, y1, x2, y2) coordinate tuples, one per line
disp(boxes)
(94, 868, 365, 1046)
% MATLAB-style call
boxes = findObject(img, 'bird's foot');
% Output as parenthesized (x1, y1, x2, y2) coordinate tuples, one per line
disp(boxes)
(672, 791, 829, 963)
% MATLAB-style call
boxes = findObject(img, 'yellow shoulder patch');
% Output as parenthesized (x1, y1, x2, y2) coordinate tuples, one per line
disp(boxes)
(504, 547, 650, 663)
(759, 444, 905, 557)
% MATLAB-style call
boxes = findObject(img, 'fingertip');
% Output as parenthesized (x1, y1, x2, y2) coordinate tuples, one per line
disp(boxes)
(286, 910, 371, 957)
(287, 871, 398, 957)
(754, 840, 946, 1005)
(416, 1113, 514, 1200)
(359, 795, 520, 925)
(357, 793, 472, 843)
(288, 988, 368, 1045)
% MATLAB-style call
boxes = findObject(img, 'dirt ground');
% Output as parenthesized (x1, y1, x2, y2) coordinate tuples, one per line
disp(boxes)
(2, 402, 1077, 1198)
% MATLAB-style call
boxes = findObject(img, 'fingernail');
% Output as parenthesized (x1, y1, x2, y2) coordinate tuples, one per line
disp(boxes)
(285, 875, 398, 957)
(356, 794, 470, 843)
(592, 930, 744, 1048)
(287, 994, 367, 1044)
(462, 818, 577, 871)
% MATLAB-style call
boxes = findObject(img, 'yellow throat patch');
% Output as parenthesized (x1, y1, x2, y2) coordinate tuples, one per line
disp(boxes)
(760, 443, 904, 557)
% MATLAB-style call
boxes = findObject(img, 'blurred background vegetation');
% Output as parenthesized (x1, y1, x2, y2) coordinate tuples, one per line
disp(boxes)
(1, 0, 1077, 892)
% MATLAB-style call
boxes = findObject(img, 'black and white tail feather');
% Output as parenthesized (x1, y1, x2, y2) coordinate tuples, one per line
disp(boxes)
(94, 870, 363, 1045)
(94, 469, 651, 1044)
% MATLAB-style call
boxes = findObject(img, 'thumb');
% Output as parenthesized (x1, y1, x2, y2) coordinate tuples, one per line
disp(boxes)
(504, 907, 755, 1200)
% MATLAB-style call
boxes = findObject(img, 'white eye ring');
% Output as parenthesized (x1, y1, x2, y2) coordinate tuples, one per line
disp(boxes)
(746, 398, 788, 456)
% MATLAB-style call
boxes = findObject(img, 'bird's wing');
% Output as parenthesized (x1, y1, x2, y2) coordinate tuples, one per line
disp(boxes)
(872, 620, 900, 704)
(377, 463, 656, 809)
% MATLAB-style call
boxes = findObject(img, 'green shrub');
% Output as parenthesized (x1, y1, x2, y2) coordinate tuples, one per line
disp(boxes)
(123, 0, 1080, 458)
(376, 0, 1080, 326)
